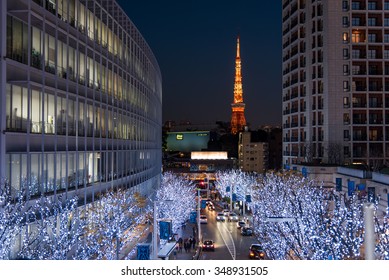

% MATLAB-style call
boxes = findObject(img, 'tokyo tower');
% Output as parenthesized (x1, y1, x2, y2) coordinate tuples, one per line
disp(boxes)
(230, 35, 246, 134)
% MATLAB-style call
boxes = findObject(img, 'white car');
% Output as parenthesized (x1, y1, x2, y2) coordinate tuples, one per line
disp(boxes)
(216, 213, 226, 222)
(228, 212, 239, 222)
(199, 215, 208, 224)
(222, 209, 230, 216)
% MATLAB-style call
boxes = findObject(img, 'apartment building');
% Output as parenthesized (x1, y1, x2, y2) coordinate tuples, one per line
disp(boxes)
(282, 0, 389, 168)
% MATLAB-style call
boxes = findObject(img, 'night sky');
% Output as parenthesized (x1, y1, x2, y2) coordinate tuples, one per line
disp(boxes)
(117, 0, 282, 129)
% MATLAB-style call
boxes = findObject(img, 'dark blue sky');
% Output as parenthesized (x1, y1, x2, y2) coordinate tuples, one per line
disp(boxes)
(117, 0, 282, 129)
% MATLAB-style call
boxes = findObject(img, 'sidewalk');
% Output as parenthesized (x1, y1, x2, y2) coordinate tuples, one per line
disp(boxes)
(174, 221, 201, 260)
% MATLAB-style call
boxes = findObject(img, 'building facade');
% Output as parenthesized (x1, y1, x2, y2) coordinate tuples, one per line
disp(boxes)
(0, 0, 162, 201)
(238, 129, 268, 173)
(282, 0, 389, 168)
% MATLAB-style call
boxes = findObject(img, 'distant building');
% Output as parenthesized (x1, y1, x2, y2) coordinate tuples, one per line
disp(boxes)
(238, 128, 268, 173)
(166, 131, 210, 153)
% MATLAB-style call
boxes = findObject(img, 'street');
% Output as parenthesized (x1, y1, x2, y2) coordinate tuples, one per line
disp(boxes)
(199, 205, 259, 260)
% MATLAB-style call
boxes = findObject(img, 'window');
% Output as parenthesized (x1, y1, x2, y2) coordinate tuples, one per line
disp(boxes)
(344, 130, 350, 140)
(368, 49, 377, 59)
(343, 48, 349, 59)
(352, 31, 364, 43)
(343, 81, 349, 91)
(343, 16, 349, 27)
(368, 18, 377, 26)
(385, 18, 389, 26)
(343, 97, 350, 107)
(352, 49, 360, 59)
(342, 1, 349, 11)
(385, 2, 389, 10)
(368, 33, 377, 43)
(343, 32, 349, 43)
(352, 17, 361, 26)
(384, 34, 389, 43)
(343, 64, 349, 75)
(384, 50, 389, 59)
(343, 113, 350, 124)
(368, 1, 377, 10)
(352, 2, 360, 10)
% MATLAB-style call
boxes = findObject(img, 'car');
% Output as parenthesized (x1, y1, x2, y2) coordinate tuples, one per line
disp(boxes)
(222, 209, 230, 216)
(199, 215, 208, 224)
(216, 212, 226, 222)
(202, 240, 215, 251)
(237, 220, 246, 229)
(228, 212, 239, 222)
(241, 227, 253, 236)
(249, 244, 265, 259)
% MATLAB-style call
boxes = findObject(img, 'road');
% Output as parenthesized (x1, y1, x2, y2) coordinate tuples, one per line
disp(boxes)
(199, 206, 259, 260)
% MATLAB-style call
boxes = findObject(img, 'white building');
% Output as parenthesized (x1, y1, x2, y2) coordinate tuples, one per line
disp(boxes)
(0, 0, 162, 202)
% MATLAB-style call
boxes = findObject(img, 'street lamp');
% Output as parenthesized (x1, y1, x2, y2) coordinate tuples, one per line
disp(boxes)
(153, 199, 173, 259)
(197, 188, 201, 243)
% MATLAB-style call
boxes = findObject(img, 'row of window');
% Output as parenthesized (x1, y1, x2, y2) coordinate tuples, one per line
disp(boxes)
(6, 84, 159, 142)
(6, 149, 159, 197)
(7, 16, 159, 116)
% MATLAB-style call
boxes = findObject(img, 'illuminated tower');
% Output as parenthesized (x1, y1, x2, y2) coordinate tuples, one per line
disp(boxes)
(230, 35, 246, 134)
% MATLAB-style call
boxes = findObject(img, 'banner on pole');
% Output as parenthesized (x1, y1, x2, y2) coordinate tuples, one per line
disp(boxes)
(159, 221, 172, 240)
(335, 178, 342, 191)
(347, 180, 355, 196)
(136, 243, 150, 260)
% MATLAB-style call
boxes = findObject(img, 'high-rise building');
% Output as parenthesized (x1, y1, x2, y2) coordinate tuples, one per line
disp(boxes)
(230, 36, 247, 134)
(0, 0, 162, 201)
(282, 0, 389, 168)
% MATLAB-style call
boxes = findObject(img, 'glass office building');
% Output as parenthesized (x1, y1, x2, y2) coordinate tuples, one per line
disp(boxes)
(0, 0, 162, 201)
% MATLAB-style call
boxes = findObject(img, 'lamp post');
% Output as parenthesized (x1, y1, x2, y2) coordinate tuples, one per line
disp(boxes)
(153, 199, 173, 259)
(197, 188, 201, 243)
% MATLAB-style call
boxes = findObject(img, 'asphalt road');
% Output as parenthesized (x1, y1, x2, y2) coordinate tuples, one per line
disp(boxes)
(199, 206, 259, 260)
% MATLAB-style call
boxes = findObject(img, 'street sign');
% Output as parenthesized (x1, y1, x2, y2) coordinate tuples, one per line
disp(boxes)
(190, 211, 197, 223)
(159, 221, 172, 240)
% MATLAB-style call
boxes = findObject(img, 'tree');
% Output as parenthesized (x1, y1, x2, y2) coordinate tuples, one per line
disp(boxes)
(156, 172, 196, 233)
(80, 188, 147, 260)
(17, 195, 85, 260)
(250, 172, 365, 260)
(0, 180, 27, 259)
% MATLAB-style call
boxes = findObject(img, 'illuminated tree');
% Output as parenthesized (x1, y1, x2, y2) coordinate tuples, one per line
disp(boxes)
(79, 188, 149, 260)
(156, 172, 196, 233)
(17, 195, 85, 260)
(375, 213, 389, 260)
(250, 172, 365, 260)
(0, 180, 26, 259)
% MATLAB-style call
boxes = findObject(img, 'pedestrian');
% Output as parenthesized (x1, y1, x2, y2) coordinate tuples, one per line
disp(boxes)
(192, 226, 196, 236)
(184, 241, 189, 253)
(192, 237, 196, 250)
